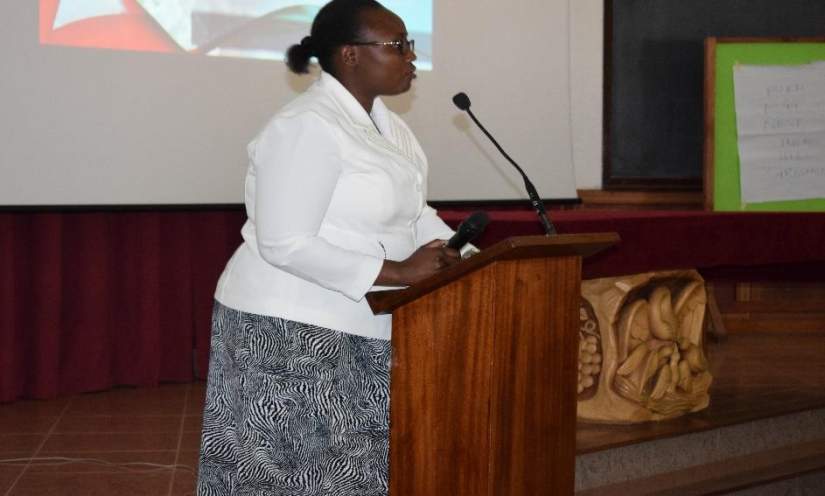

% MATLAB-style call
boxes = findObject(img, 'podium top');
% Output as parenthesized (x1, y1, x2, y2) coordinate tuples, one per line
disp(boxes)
(366, 232, 619, 315)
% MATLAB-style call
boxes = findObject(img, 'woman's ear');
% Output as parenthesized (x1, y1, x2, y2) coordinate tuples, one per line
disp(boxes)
(340, 45, 359, 67)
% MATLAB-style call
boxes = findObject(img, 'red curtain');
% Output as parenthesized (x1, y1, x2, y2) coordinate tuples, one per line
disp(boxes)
(439, 210, 825, 280)
(0, 210, 244, 403)
(2, 208, 825, 403)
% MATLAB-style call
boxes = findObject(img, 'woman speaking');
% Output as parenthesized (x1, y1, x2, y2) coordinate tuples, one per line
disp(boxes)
(196, 1, 460, 494)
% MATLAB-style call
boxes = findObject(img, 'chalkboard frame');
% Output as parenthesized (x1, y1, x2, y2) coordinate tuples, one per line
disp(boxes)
(602, 0, 704, 191)
(704, 37, 825, 211)
(603, 0, 825, 192)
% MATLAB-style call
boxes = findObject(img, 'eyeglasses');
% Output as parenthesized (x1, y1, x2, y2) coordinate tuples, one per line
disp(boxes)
(349, 39, 415, 55)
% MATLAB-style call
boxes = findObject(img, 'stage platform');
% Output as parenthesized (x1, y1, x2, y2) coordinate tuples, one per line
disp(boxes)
(577, 331, 825, 454)
(575, 331, 825, 494)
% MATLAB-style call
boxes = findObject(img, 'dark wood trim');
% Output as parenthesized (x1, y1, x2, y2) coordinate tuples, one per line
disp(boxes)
(714, 36, 825, 43)
(577, 189, 704, 209)
(601, 0, 614, 191)
(704, 37, 718, 211)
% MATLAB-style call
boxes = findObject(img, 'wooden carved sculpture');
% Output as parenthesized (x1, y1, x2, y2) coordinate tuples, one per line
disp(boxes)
(577, 271, 712, 423)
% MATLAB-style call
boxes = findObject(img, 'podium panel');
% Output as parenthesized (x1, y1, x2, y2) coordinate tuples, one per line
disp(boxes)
(368, 234, 619, 496)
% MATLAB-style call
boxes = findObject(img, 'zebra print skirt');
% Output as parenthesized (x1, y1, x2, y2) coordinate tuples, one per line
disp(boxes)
(197, 302, 391, 496)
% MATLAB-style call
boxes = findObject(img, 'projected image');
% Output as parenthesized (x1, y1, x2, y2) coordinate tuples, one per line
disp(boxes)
(39, 0, 433, 69)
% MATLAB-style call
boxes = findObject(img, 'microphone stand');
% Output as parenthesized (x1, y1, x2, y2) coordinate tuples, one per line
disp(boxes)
(462, 108, 557, 236)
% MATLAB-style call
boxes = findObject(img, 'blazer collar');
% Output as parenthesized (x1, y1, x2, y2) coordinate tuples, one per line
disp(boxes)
(317, 71, 424, 169)
(318, 71, 377, 131)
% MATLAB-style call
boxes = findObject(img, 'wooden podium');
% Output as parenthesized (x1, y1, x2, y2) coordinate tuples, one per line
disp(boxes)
(367, 233, 618, 496)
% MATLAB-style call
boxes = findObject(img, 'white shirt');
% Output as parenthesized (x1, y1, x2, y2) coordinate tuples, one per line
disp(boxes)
(214, 72, 454, 340)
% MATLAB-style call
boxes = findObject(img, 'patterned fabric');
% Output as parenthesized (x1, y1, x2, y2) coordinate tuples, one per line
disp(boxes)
(197, 302, 391, 496)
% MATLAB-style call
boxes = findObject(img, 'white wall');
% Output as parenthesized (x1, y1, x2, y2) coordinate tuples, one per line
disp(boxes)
(569, 0, 604, 190)
(0, 0, 605, 206)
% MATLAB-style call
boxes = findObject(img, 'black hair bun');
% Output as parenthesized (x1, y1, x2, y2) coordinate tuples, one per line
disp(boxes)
(286, 37, 314, 74)
(300, 36, 314, 51)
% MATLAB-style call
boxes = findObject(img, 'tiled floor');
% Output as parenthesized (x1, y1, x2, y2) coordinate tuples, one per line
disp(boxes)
(2, 332, 824, 495)
(0, 382, 205, 496)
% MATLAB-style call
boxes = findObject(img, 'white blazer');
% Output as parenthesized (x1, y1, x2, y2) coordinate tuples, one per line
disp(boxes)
(215, 72, 455, 340)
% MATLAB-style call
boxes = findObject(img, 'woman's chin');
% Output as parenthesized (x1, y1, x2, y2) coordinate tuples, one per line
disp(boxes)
(401, 74, 415, 92)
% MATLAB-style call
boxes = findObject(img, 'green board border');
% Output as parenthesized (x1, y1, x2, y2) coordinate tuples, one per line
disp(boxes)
(712, 41, 825, 211)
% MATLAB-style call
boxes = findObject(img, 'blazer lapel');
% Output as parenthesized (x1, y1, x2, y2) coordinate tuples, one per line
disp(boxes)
(319, 72, 426, 172)
(369, 99, 426, 172)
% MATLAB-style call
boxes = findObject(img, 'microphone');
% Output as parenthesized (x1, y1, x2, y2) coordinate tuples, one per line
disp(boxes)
(451, 92, 557, 236)
(452, 92, 471, 111)
(446, 211, 490, 250)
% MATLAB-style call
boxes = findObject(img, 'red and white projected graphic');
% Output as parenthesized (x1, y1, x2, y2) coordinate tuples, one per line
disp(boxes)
(39, 0, 178, 54)
(39, 0, 433, 67)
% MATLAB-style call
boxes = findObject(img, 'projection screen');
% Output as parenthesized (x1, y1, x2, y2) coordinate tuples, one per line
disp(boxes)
(1, 0, 577, 205)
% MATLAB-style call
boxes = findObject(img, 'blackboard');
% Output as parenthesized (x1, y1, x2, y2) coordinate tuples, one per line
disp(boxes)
(605, 0, 825, 189)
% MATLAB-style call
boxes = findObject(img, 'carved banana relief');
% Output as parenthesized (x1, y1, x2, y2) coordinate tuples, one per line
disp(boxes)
(577, 271, 712, 423)
(578, 300, 602, 397)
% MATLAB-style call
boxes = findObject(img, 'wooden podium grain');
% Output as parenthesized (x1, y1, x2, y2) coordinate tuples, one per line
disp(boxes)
(367, 234, 618, 496)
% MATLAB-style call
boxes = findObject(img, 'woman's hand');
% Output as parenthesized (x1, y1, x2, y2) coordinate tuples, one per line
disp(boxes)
(375, 239, 461, 286)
